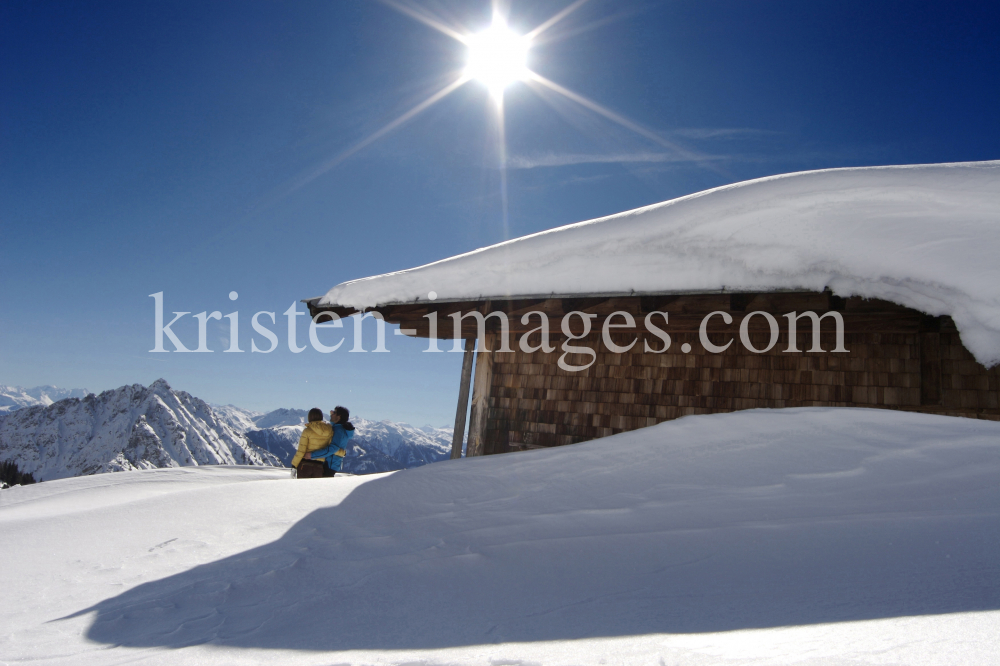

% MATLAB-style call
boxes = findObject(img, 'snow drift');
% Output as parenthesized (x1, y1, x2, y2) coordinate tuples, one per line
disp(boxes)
(320, 161, 1000, 366)
(2, 408, 997, 664)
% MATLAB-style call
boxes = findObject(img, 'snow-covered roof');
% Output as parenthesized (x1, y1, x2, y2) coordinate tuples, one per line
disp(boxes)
(320, 161, 1000, 366)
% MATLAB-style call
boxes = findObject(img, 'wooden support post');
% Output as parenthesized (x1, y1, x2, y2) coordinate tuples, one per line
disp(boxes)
(450, 337, 476, 459)
(466, 329, 496, 457)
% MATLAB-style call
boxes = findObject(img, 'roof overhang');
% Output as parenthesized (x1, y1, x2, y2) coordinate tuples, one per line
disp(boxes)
(297, 288, 926, 340)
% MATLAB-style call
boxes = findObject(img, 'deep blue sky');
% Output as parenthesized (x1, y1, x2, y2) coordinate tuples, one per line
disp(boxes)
(2, 0, 998, 424)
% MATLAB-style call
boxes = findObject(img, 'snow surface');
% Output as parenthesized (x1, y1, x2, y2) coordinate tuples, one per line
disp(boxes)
(1, 407, 998, 665)
(320, 161, 1000, 366)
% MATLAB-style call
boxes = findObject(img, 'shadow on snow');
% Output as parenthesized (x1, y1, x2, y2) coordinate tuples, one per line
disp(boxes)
(65, 418, 1000, 651)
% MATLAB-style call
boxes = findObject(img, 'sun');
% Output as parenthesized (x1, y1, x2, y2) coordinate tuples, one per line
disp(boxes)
(464, 14, 531, 99)
(295, 1, 705, 213)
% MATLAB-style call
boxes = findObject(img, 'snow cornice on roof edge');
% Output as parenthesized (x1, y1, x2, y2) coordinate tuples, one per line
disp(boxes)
(317, 161, 1000, 366)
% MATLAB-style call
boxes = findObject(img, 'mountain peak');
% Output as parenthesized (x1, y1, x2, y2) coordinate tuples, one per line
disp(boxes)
(149, 378, 172, 392)
(1, 380, 280, 481)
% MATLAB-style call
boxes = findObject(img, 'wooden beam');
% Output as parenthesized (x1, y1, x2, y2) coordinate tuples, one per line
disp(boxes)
(466, 328, 496, 457)
(920, 316, 942, 406)
(450, 337, 476, 459)
(310, 292, 930, 339)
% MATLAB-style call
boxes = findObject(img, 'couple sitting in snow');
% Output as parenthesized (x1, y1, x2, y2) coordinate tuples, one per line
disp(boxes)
(291, 406, 355, 477)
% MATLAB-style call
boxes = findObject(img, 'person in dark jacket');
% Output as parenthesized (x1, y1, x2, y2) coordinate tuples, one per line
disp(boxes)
(306, 405, 355, 477)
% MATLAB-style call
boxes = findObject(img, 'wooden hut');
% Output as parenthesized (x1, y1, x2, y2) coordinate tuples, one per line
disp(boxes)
(306, 161, 1000, 458)
(307, 290, 1000, 459)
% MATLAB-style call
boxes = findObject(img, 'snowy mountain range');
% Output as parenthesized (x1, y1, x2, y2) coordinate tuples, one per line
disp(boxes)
(0, 380, 279, 481)
(209, 403, 262, 434)
(0, 380, 454, 482)
(0, 385, 90, 415)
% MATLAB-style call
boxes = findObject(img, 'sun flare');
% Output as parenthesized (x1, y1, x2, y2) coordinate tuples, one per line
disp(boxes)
(464, 15, 531, 99)
(294, 1, 711, 211)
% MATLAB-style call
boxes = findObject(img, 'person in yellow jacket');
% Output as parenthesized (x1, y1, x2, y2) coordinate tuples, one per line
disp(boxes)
(291, 408, 333, 469)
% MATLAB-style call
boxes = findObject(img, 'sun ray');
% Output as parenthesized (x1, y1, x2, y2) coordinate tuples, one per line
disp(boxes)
(524, 0, 591, 41)
(530, 5, 651, 47)
(259, 2, 727, 225)
(526, 72, 731, 177)
(377, 0, 469, 43)
(270, 75, 470, 202)
(496, 92, 511, 239)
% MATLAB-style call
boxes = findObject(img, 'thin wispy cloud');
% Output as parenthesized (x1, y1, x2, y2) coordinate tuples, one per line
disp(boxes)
(507, 152, 727, 169)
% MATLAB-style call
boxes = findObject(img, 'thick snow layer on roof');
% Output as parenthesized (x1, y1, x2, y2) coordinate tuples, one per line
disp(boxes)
(320, 161, 1000, 366)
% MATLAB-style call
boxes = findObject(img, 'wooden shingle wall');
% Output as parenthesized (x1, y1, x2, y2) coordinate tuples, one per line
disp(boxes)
(940, 331, 1000, 412)
(480, 308, 1000, 455)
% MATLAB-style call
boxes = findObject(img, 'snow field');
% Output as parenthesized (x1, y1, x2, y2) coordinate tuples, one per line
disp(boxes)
(1, 407, 998, 665)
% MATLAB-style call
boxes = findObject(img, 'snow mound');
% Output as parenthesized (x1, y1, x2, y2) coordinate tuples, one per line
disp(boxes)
(320, 161, 1000, 366)
(2, 408, 998, 664)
